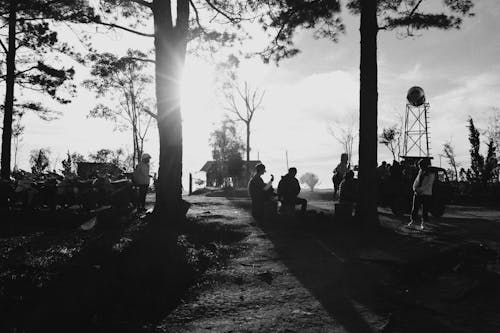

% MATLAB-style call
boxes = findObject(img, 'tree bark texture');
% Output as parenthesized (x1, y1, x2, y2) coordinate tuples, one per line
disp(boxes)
(1, 0, 17, 179)
(356, 0, 379, 224)
(152, 0, 189, 221)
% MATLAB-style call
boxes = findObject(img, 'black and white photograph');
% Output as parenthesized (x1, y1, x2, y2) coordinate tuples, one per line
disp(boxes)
(1, 0, 499, 332)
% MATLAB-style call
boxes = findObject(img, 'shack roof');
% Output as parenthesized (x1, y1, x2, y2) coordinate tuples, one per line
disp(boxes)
(200, 160, 262, 172)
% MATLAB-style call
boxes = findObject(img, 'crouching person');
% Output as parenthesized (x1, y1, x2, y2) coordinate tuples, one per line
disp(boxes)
(277, 167, 307, 215)
(248, 163, 276, 220)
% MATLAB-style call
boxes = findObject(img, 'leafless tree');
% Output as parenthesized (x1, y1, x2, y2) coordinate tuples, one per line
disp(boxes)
(443, 140, 460, 181)
(225, 81, 265, 182)
(328, 116, 357, 166)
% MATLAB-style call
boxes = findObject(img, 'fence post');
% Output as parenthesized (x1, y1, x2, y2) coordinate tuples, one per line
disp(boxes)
(189, 173, 193, 195)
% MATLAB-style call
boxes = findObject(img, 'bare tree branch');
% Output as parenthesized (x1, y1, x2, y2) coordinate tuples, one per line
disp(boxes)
(97, 22, 154, 37)
(0, 65, 39, 80)
(189, 0, 204, 31)
(143, 107, 158, 120)
(409, 0, 424, 17)
(0, 38, 8, 53)
(129, 0, 152, 8)
(204, 0, 240, 23)
(122, 56, 156, 64)
(250, 90, 265, 121)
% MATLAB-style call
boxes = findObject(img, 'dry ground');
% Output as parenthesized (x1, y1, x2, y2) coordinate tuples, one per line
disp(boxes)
(158, 194, 500, 332)
(2, 191, 499, 332)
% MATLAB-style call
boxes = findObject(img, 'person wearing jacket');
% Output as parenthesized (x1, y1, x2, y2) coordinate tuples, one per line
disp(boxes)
(277, 167, 307, 214)
(248, 163, 275, 219)
(332, 153, 349, 200)
(408, 159, 435, 229)
(133, 153, 151, 212)
(339, 170, 357, 203)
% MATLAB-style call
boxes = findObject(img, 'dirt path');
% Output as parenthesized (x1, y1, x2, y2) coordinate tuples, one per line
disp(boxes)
(152, 194, 500, 333)
(158, 196, 390, 332)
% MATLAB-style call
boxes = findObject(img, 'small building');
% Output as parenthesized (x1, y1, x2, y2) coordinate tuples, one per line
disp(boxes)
(200, 160, 262, 188)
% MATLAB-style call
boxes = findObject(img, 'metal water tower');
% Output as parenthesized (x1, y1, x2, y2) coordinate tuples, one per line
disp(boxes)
(402, 86, 431, 159)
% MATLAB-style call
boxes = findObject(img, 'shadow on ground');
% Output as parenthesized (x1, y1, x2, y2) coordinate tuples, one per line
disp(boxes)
(1, 205, 247, 333)
(228, 197, 500, 333)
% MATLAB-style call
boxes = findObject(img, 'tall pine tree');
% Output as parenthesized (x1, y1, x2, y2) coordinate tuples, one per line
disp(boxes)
(259, 0, 474, 225)
(91, 0, 339, 222)
(0, 0, 96, 179)
(468, 117, 483, 182)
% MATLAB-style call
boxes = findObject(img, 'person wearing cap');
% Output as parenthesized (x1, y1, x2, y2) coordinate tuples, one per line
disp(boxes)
(408, 158, 435, 229)
(133, 153, 151, 212)
(248, 163, 275, 219)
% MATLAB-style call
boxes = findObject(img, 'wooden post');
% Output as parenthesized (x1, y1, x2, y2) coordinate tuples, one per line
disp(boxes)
(189, 173, 193, 195)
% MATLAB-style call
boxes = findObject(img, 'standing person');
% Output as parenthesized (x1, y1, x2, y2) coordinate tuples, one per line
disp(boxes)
(133, 153, 151, 212)
(408, 159, 435, 229)
(248, 163, 275, 219)
(277, 167, 307, 214)
(332, 153, 349, 200)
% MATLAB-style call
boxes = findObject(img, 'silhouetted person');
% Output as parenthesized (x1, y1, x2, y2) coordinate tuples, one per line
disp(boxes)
(332, 153, 349, 200)
(277, 167, 307, 214)
(248, 163, 275, 219)
(389, 160, 402, 180)
(408, 159, 435, 229)
(133, 153, 151, 212)
(377, 161, 390, 181)
(339, 170, 357, 203)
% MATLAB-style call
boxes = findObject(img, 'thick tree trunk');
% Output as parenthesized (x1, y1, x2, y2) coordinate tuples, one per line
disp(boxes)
(1, 1, 16, 179)
(356, 0, 379, 224)
(152, 0, 189, 221)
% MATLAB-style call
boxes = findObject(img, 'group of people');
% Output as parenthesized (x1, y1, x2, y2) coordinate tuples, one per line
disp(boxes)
(247, 155, 435, 229)
(247, 156, 359, 220)
(248, 164, 307, 219)
(137, 151, 435, 227)
(333, 154, 436, 228)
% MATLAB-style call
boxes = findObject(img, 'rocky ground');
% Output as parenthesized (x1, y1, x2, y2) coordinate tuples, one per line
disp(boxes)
(1, 191, 500, 332)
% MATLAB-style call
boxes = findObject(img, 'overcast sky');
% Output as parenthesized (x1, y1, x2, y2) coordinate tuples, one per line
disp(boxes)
(14, 0, 500, 188)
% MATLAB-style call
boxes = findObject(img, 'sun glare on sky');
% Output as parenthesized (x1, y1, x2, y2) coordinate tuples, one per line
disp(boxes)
(180, 59, 222, 174)
(9, 0, 500, 189)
